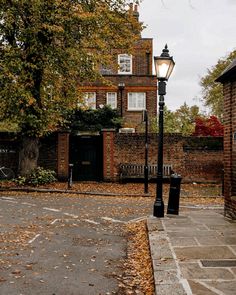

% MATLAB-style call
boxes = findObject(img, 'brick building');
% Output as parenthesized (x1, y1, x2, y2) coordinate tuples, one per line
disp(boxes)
(79, 4, 157, 130)
(64, 4, 158, 181)
(216, 58, 236, 219)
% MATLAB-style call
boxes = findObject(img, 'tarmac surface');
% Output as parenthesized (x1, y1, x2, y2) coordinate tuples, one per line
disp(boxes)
(147, 209, 236, 295)
(0, 182, 231, 294)
(0, 190, 153, 295)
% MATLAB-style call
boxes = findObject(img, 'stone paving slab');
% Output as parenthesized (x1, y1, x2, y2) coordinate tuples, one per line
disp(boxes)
(147, 209, 236, 295)
(180, 262, 234, 280)
(174, 245, 236, 260)
(169, 237, 198, 247)
(187, 280, 217, 295)
(155, 283, 187, 295)
(206, 281, 236, 295)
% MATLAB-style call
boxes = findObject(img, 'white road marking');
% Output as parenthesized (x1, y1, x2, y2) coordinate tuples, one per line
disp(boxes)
(0, 197, 15, 200)
(50, 219, 59, 225)
(28, 234, 41, 244)
(83, 219, 100, 225)
(63, 213, 79, 218)
(2, 200, 18, 204)
(43, 207, 61, 212)
(127, 216, 147, 223)
(101, 217, 126, 224)
(22, 202, 36, 207)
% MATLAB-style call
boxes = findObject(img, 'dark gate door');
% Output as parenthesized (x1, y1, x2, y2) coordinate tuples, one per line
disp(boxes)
(70, 135, 103, 181)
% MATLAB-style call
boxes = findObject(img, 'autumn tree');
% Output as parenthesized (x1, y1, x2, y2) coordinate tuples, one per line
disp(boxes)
(200, 50, 236, 121)
(193, 115, 224, 137)
(0, 0, 142, 176)
(173, 103, 200, 135)
(149, 103, 202, 135)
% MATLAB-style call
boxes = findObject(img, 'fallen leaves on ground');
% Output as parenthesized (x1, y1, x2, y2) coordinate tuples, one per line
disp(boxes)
(119, 221, 154, 295)
(1, 181, 224, 206)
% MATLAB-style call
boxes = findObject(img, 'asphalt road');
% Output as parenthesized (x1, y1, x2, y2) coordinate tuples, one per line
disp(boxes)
(0, 192, 153, 295)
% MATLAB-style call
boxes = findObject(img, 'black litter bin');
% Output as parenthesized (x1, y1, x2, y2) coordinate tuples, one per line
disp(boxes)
(167, 174, 182, 215)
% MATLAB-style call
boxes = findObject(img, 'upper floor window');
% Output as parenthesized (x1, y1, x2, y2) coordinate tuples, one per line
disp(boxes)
(128, 92, 146, 111)
(118, 54, 132, 75)
(82, 92, 96, 110)
(106, 92, 117, 109)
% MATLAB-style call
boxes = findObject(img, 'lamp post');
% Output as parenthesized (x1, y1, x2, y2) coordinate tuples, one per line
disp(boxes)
(153, 45, 175, 218)
(118, 82, 125, 117)
(143, 109, 149, 194)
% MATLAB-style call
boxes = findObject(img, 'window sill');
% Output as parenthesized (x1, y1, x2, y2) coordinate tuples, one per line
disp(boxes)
(127, 109, 145, 112)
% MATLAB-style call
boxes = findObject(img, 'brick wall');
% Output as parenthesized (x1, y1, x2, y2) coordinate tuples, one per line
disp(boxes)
(102, 129, 115, 181)
(0, 133, 18, 174)
(57, 131, 70, 180)
(0, 133, 57, 176)
(0, 132, 224, 184)
(38, 134, 57, 171)
(112, 133, 223, 183)
(223, 81, 236, 218)
(133, 39, 153, 75)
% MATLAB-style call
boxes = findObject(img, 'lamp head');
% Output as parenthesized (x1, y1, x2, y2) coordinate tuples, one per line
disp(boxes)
(154, 45, 175, 81)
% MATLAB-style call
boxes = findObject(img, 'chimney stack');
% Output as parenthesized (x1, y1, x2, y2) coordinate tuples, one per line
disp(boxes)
(129, 3, 133, 12)
(132, 2, 139, 21)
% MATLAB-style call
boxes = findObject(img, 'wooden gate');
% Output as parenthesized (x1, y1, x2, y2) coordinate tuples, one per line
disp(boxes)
(69, 134, 103, 181)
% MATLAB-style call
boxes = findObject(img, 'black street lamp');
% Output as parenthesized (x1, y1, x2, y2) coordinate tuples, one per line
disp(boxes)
(143, 109, 149, 194)
(153, 45, 175, 218)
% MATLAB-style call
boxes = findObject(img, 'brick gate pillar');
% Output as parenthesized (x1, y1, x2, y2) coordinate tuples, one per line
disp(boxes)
(102, 129, 116, 182)
(57, 130, 70, 181)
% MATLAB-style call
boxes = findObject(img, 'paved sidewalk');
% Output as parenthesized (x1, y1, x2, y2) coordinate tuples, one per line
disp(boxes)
(147, 209, 236, 295)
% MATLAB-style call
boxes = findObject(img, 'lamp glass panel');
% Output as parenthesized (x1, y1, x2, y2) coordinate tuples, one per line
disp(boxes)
(158, 62, 169, 79)
(154, 58, 175, 80)
(166, 60, 175, 79)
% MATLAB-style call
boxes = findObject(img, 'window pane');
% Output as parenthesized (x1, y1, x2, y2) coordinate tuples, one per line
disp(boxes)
(83, 92, 96, 109)
(128, 93, 146, 110)
(106, 92, 117, 109)
(118, 54, 132, 74)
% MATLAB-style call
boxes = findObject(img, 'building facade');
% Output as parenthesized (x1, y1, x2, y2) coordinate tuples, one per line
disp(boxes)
(79, 4, 157, 131)
(64, 4, 158, 181)
(216, 58, 236, 219)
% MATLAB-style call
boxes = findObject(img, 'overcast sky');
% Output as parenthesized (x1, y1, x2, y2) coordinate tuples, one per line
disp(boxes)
(139, 0, 236, 111)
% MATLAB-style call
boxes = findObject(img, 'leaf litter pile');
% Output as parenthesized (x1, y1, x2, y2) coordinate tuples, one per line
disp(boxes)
(118, 220, 155, 295)
(1, 181, 224, 206)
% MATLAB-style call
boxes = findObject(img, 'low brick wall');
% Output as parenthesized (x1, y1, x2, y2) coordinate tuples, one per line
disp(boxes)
(0, 132, 19, 174)
(0, 133, 57, 176)
(112, 133, 223, 183)
(0, 131, 223, 183)
(38, 134, 57, 171)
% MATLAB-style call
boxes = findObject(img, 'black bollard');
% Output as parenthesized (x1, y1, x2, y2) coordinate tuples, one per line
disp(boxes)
(68, 164, 74, 189)
(167, 174, 182, 215)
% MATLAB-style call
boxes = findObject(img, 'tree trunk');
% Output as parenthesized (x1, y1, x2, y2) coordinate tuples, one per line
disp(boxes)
(18, 137, 39, 177)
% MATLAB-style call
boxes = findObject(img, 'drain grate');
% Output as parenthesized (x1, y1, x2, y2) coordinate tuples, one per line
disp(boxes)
(201, 260, 236, 267)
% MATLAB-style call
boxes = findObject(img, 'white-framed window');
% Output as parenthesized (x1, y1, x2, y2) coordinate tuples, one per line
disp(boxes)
(106, 92, 117, 109)
(118, 54, 132, 74)
(128, 92, 146, 111)
(82, 92, 96, 109)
